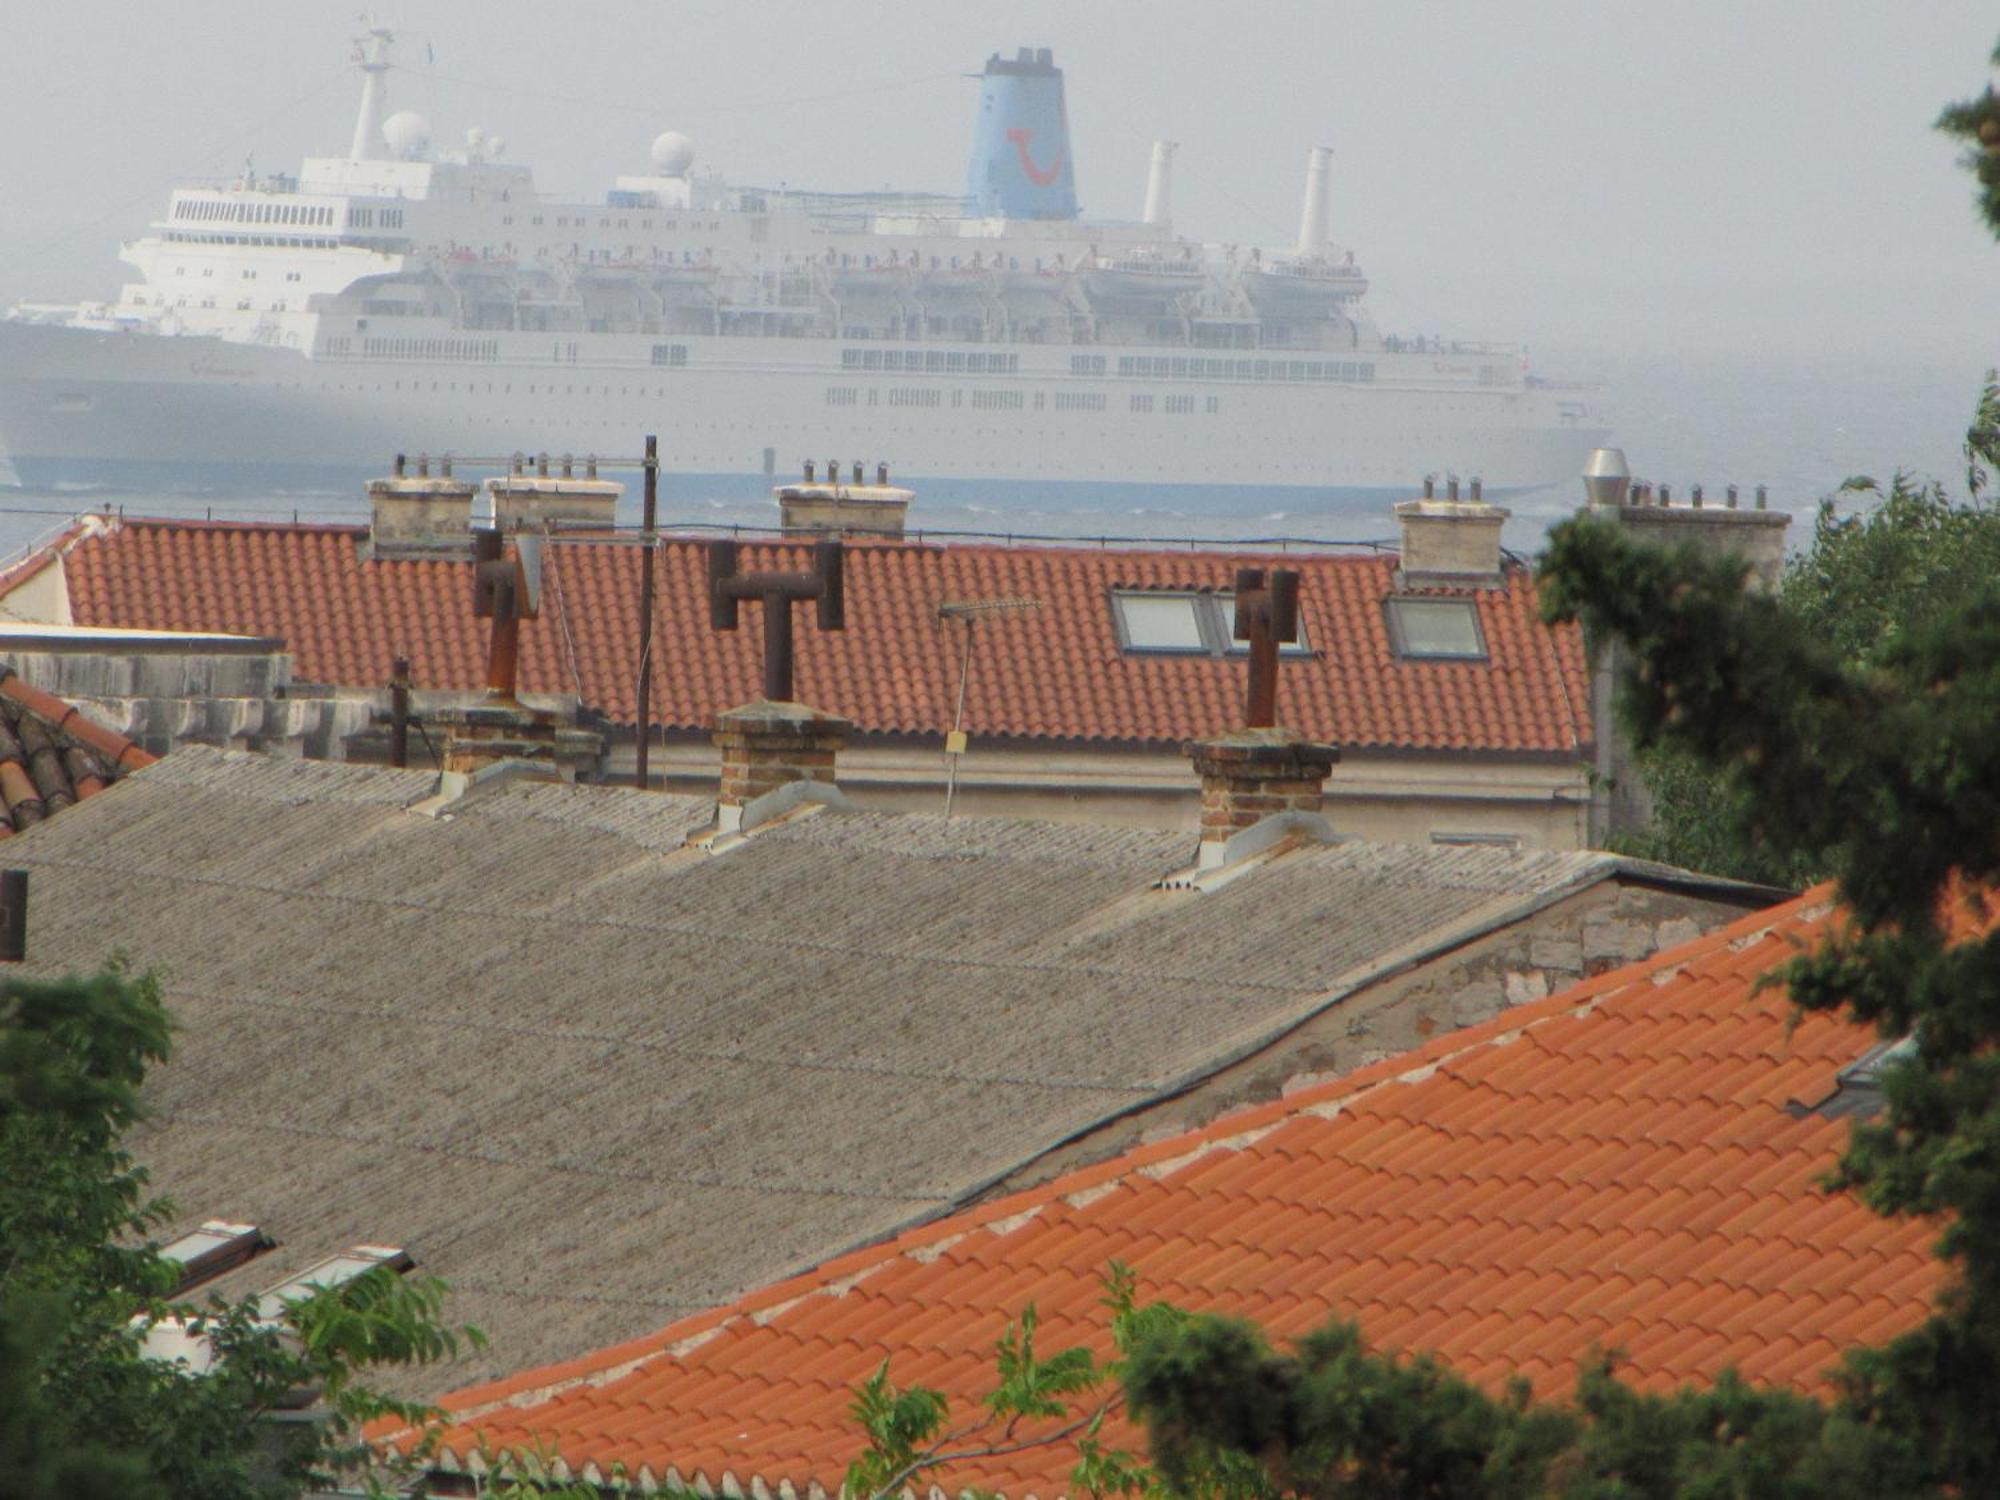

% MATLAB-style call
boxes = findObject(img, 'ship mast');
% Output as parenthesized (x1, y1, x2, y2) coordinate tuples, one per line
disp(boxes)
(348, 24, 394, 161)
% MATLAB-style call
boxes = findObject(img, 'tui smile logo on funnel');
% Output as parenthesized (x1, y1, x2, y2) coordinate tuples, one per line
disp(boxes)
(966, 47, 1079, 219)
(1006, 127, 1066, 188)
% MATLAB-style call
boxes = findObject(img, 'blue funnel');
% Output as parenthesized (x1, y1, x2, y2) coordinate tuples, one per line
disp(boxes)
(965, 47, 1078, 220)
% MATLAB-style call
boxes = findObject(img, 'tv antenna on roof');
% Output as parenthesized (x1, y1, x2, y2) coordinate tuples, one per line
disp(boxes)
(936, 597, 1044, 818)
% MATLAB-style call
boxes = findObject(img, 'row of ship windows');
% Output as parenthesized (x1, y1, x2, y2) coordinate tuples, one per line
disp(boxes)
(162, 232, 340, 249)
(171, 201, 406, 230)
(173, 199, 337, 227)
(826, 387, 1222, 415)
(1107, 355, 1377, 382)
(842, 349, 1022, 375)
(359, 338, 503, 361)
(502, 215, 725, 231)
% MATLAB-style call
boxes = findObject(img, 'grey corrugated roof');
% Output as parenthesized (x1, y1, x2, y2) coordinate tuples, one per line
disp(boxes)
(7, 747, 1753, 1392)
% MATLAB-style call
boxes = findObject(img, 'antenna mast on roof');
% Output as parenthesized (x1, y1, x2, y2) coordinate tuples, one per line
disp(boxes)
(936, 597, 1044, 818)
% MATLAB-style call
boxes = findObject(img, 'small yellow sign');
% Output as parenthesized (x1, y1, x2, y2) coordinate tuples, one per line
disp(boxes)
(945, 730, 969, 755)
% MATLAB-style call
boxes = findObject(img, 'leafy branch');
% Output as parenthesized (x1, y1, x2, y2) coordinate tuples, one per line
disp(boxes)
(843, 1264, 1175, 1500)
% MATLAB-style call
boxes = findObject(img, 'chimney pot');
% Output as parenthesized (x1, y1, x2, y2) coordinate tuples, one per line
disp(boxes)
(828, 457, 839, 485)
(586, 454, 598, 479)
(417, 452, 430, 479)
(1422, 476, 1435, 499)
(1692, 483, 1704, 508)
(368, 461, 477, 556)
(1727, 484, 1739, 509)
(876, 462, 888, 486)
(1394, 486, 1511, 583)
(1756, 484, 1768, 510)
(711, 701, 852, 834)
(1581, 447, 1631, 509)
(486, 468, 623, 533)
(1469, 476, 1482, 501)
(1659, 484, 1671, 506)
(536, 451, 550, 478)
(561, 452, 574, 479)
(804, 459, 816, 481)
(1446, 476, 1459, 501)
(852, 460, 863, 484)
(441, 453, 453, 478)
(511, 450, 525, 476)
(1186, 730, 1338, 866)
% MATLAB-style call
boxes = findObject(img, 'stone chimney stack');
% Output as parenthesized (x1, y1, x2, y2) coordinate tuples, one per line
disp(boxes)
(711, 701, 851, 835)
(367, 454, 476, 557)
(486, 455, 622, 533)
(1585, 447, 1788, 592)
(1186, 728, 1338, 869)
(1581, 447, 1792, 843)
(777, 463, 914, 538)
(1393, 483, 1511, 584)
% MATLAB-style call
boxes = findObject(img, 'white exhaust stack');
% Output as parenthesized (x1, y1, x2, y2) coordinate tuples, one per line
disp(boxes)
(1295, 145, 1333, 258)
(347, 26, 394, 162)
(1142, 140, 1177, 229)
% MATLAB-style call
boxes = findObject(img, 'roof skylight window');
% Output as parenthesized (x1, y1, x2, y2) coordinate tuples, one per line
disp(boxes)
(1385, 598, 1487, 660)
(257, 1244, 412, 1317)
(1112, 590, 1312, 656)
(1112, 592, 1208, 652)
(158, 1220, 271, 1295)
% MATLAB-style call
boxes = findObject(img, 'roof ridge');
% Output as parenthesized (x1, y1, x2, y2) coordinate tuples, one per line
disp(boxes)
(427, 882, 1834, 1425)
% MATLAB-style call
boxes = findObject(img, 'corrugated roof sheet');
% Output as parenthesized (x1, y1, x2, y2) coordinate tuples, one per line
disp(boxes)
(417, 889, 1941, 1498)
(4, 747, 1677, 1393)
(51, 519, 1591, 753)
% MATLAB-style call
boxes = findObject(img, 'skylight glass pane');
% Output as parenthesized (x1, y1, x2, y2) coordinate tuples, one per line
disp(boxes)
(1114, 593, 1207, 651)
(1217, 594, 1312, 656)
(158, 1220, 268, 1294)
(1389, 599, 1486, 659)
(160, 1228, 241, 1264)
(258, 1246, 408, 1316)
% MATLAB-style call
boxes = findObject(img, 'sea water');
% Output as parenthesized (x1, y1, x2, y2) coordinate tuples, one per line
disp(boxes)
(0, 345, 1989, 566)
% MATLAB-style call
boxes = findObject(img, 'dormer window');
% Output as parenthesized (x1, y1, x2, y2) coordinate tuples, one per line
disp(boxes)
(1385, 597, 1487, 661)
(1111, 590, 1313, 656)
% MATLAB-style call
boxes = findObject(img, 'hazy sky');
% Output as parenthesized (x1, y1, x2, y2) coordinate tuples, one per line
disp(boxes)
(2, 1, 1994, 368)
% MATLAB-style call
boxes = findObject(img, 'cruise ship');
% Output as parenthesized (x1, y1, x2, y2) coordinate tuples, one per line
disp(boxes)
(0, 30, 1606, 511)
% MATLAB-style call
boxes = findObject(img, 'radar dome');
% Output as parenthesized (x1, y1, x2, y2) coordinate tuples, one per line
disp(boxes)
(650, 131, 695, 176)
(382, 111, 432, 160)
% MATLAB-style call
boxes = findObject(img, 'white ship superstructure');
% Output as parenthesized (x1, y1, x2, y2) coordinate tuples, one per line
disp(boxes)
(0, 31, 1605, 508)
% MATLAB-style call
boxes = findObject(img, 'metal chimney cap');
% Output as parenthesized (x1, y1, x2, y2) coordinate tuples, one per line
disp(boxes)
(1582, 447, 1631, 509)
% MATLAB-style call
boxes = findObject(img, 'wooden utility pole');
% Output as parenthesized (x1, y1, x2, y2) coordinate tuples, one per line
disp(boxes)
(635, 433, 658, 789)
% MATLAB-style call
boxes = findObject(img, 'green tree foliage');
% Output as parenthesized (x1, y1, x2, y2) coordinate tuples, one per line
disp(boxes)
(842, 1266, 1168, 1500)
(0, 964, 483, 1499)
(1617, 373, 2000, 886)
(1532, 413, 2000, 1488)
(1936, 37, 2000, 237)
(1121, 1314, 1937, 1500)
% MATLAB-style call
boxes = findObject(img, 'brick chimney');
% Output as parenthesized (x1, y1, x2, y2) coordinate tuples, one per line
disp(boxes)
(1186, 727, 1338, 869)
(711, 700, 851, 835)
(778, 461, 913, 538)
(486, 454, 621, 533)
(367, 454, 475, 557)
(1393, 478, 1510, 584)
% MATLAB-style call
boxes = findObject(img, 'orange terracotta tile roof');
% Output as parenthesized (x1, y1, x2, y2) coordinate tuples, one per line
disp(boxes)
(52, 518, 1589, 754)
(411, 888, 1942, 1496)
(0, 669, 154, 834)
